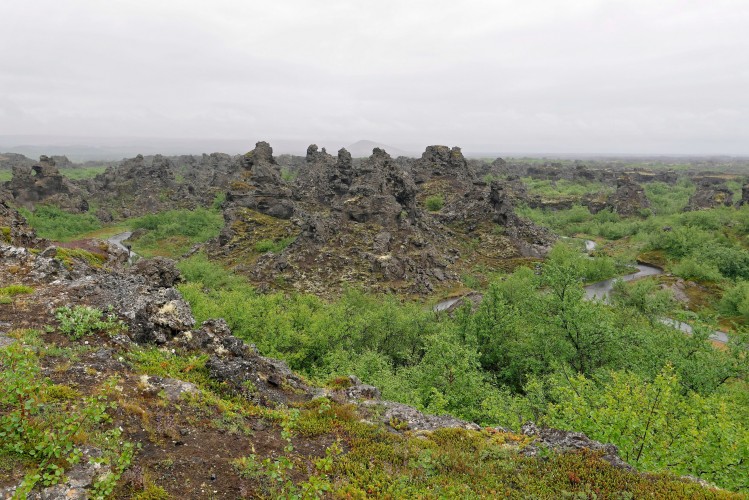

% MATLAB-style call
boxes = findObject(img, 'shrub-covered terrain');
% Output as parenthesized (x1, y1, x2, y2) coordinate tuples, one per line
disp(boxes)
(4, 155, 749, 497)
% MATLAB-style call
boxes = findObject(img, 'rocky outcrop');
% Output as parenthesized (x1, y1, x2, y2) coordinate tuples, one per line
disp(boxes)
(343, 147, 417, 223)
(607, 175, 651, 216)
(521, 422, 632, 470)
(129, 256, 181, 288)
(0, 200, 46, 248)
(625, 169, 678, 184)
(410, 145, 477, 185)
(0, 152, 35, 171)
(686, 181, 734, 211)
(736, 183, 749, 207)
(225, 141, 294, 219)
(212, 143, 554, 296)
(89, 154, 197, 219)
(469, 157, 508, 180)
(293, 145, 352, 205)
(6, 156, 89, 213)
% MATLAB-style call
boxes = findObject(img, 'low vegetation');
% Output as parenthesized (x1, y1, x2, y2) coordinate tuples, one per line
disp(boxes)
(177, 243, 749, 492)
(128, 208, 223, 258)
(425, 194, 445, 211)
(19, 206, 102, 241)
(55, 305, 126, 340)
(0, 336, 134, 497)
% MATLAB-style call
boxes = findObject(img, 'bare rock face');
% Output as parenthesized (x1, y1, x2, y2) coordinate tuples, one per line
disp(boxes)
(0, 199, 46, 248)
(411, 145, 477, 185)
(90, 154, 197, 220)
(213, 142, 554, 296)
(226, 141, 294, 219)
(130, 256, 181, 288)
(344, 148, 417, 223)
(521, 422, 633, 470)
(470, 156, 508, 179)
(686, 180, 734, 211)
(294, 145, 353, 205)
(607, 175, 651, 216)
(7, 156, 89, 213)
(361, 400, 481, 432)
(626, 169, 678, 184)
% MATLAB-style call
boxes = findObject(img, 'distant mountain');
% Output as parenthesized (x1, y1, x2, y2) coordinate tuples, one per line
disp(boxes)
(347, 140, 415, 158)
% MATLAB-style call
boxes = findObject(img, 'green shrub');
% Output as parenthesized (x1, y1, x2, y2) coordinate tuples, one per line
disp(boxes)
(19, 206, 102, 241)
(719, 281, 749, 320)
(129, 208, 223, 257)
(671, 258, 723, 283)
(425, 195, 445, 212)
(0, 344, 132, 494)
(54, 305, 126, 340)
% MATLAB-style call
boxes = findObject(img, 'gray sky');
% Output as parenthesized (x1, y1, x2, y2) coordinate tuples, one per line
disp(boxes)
(1, 0, 748, 155)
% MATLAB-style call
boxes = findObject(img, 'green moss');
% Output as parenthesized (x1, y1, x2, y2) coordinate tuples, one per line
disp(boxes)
(0, 226, 10, 243)
(56, 247, 106, 269)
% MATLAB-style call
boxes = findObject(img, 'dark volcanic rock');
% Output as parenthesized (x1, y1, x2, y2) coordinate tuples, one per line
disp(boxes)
(411, 145, 477, 185)
(686, 180, 734, 211)
(7, 156, 89, 213)
(344, 148, 417, 223)
(226, 141, 294, 219)
(736, 183, 749, 207)
(607, 175, 651, 216)
(89, 153, 198, 220)
(212, 142, 554, 296)
(0, 199, 46, 248)
(129, 256, 181, 288)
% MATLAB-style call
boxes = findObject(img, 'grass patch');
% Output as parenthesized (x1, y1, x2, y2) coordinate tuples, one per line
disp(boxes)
(19, 205, 102, 241)
(0, 284, 34, 296)
(59, 166, 107, 180)
(129, 208, 223, 258)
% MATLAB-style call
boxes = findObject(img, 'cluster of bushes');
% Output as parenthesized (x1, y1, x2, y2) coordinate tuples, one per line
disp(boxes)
(521, 200, 749, 284)
(19, 205, 102, 241)
(129, 208, 223, 257)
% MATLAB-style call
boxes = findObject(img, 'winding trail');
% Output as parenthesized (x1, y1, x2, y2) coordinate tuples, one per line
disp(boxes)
(582, 240, 729, 344)
(108, 232, 136, 264)
(434, 239, 730, 345)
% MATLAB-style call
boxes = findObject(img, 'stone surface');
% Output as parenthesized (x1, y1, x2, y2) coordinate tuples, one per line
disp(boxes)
(521, 422, 633, 470)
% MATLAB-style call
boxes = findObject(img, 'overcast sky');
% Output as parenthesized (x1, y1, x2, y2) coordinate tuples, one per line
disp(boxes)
(1, 0, 748, 155)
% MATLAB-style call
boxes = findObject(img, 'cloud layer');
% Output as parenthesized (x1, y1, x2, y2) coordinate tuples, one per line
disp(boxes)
(1, 0, 747, 154)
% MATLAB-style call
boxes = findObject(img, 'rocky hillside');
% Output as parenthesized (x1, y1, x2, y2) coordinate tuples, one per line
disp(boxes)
(211, 142, 554, 296)
(0, 207, 738, 499)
